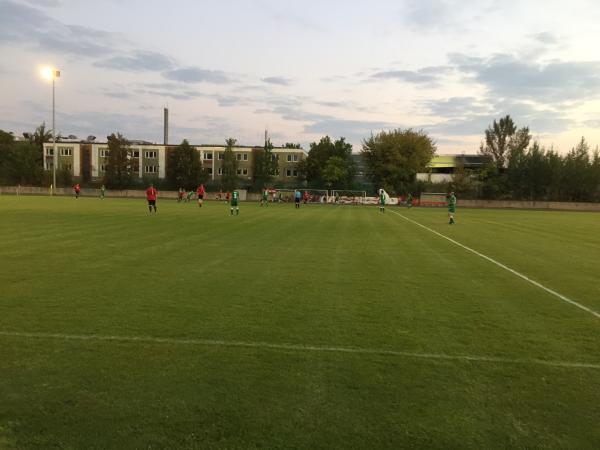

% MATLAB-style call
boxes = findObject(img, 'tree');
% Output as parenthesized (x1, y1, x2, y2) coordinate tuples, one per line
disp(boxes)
(303, 136, 355, 188)
(322, 156, 349, 188)
(104, 133, 134, 189)
(562, 137, 592, 201)
(284, 142, 302, 149)
(450, 159, 473, 195)
(253, 138, 279, 190)
(167, 139, 206, 189)
(0, 131, 44, 185)
(221, 138, 239, 192)
(25, 123, 53, 152)
(361, 129, 436, 195)
(0, 130, 15, 184)
(480, 115, 531, 169)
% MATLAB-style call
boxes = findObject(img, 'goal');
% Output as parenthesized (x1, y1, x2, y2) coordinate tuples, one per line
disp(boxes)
(330, 190, 367, 205)
(274, 189, 328, 204)
(419, 192, 448, 207)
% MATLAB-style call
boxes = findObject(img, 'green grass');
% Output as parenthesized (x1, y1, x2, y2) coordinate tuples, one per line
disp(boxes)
(0, 196, 599, 449)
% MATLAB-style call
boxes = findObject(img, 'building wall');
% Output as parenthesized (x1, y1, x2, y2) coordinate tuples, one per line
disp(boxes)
(43, 142, 307, 184)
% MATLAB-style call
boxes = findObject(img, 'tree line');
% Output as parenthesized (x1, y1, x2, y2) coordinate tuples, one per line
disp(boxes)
(1, 118, 599, 202)
(455, 116, 600, 202)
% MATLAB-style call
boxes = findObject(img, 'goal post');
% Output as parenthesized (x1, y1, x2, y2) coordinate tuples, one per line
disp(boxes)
(419, 192, 448, 207)
(330, 190, 367, 205)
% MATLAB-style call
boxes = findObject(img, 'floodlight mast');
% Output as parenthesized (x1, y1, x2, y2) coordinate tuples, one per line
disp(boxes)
(41, 67, 60, 194)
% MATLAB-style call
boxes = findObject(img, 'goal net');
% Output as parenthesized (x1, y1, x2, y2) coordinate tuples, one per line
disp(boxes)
(274, 189, 328, 203)
(330, 190, 367, 205)
(420, 192, 447, 207)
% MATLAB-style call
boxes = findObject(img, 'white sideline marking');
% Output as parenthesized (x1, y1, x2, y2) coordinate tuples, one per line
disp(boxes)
(389, 210, 600, 320)
(0, 330, 599, 370)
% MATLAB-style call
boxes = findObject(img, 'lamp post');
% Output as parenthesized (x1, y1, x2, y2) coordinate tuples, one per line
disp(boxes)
(41, 67, 60, 194)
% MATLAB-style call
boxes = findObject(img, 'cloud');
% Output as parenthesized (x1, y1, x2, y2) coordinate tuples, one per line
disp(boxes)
(422, 98, 574, 137)
(103, 90, 133, 100)
(303, 118, 400, 143)
(531, 31, 559, 45)
(262, 76, 292, 86)
(583, 119, 600, 128)
(269, 105, 398, 145)
(402, 0, 499, 31)
(451, 53, 600, 103)
(0, 1, 120, 57)
(258, 1, 324, 32)
(162, 67, 232, 84)
(368, 65, 453, 85)
(20, 0, 61, 6)
(95, 51, 175, 72)
(422, 97, 491, 118)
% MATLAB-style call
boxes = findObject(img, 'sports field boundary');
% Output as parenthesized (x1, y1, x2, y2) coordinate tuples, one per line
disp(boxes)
(0, 330, 598, 370)
(389, 210, 600, 320)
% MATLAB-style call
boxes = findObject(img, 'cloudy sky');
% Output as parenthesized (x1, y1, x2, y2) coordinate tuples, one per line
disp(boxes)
(1, 0, 600, 153)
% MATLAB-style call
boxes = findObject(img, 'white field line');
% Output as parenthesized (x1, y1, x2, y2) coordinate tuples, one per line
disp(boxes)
(0, 330, 599, 370)
(389, 210, 600, 320)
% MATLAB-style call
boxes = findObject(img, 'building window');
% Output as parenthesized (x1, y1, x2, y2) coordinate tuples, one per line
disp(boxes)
(46, 148, 54, 156)
(286, 169, 292, 177)
(205, 152, 213, 160)
(144, 165, 158, 173)
(100, 164, 108, 172)
(100, 149, 110, 158)
(293, 170, 298, 177)
(242, 168, 248, 175)
(207, 168, 213, 175)
(144, 151, 157, 159)
(243, 153, 248, 161)
(271, 154, 277, 161)
(59, 147, 72, 156)
(236, 154, 242, 161)
(287, 154, 299, 162)
(218, 168, 222, 175)
(132, 150, 140, 158)
(218, 153, 224, 160)
(236, 169, 242, 175)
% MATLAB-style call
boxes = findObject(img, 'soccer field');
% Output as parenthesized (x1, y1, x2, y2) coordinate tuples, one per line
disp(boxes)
(1, 196, 599, 449)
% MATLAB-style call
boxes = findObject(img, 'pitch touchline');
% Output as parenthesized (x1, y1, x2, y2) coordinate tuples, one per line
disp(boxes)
(389, 210, 600, 320)
(0, 331, 598, 370)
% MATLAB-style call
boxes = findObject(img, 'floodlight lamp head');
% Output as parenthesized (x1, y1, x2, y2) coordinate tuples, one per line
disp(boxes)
(41, 67, 60, 80)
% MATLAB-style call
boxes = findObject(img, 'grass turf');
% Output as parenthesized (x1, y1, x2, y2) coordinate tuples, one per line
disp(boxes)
(0, 196, 599, 449)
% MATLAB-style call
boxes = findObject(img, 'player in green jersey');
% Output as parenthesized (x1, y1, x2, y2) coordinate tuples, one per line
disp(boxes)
(448, 191, 456, 224)
(406, 193, 413, 208)
(379, 189, 386, 213)
(100, 184, 106, 199)
(230, 190, 240, 215)
(261, 188, 268, 206)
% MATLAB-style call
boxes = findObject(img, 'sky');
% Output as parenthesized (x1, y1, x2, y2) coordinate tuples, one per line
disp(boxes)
(1, 0, 600, 154)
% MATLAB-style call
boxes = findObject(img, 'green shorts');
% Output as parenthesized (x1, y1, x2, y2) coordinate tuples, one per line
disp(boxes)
(448, 206, 456, 213)
(231, 200, 238, 207)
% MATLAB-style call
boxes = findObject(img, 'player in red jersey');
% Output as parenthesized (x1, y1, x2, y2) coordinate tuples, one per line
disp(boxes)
(73, 183, 81, 199)
(146, 183, 158, 213)
(196, 184, 205, 208)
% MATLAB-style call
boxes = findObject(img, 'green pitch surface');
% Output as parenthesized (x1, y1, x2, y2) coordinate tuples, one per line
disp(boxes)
(1, 196, 599, 449)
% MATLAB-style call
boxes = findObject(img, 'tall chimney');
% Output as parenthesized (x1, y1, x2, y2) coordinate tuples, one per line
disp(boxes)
(163, 107, 169, 145)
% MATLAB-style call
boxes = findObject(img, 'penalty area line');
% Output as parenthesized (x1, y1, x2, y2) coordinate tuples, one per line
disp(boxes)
(0, 330, 599, 370)
(389, 210, 600, 320)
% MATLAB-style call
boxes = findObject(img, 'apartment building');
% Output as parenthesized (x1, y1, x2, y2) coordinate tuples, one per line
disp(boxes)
(43, 142, 308, 184)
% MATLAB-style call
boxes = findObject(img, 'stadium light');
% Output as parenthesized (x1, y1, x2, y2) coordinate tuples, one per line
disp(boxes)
(40, 67, 61, 195)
